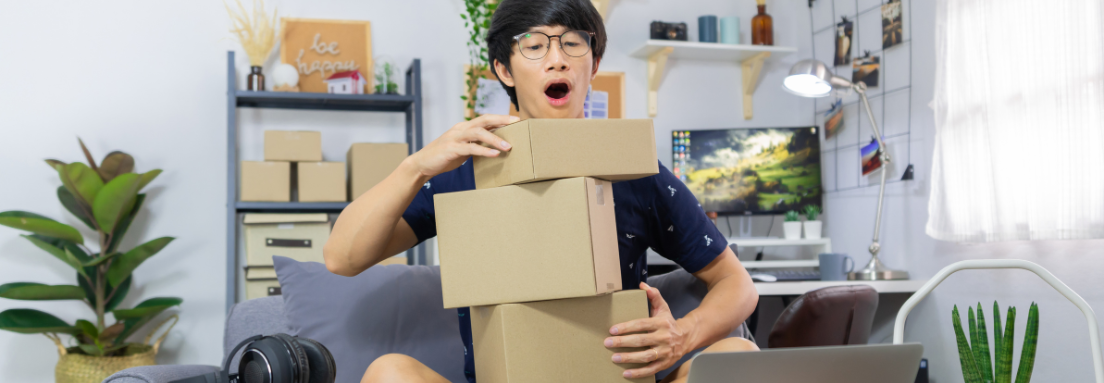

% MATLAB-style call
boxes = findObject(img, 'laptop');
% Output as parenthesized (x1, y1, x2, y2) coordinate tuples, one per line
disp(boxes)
(687, 343, 924, 383)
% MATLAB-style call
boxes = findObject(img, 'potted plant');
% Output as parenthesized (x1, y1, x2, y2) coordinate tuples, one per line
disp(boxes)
(803, 205, 822, 239)
(782, 210, 802, 240)
(952, 302, 1039, 383)
(0, 140, 181, 383)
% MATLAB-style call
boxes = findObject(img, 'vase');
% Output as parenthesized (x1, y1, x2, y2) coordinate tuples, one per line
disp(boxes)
(783, 222, 802, 240)
(804, 221, 822, 239)
(247, 66, 265, 91)
(751, 0, 773, 45)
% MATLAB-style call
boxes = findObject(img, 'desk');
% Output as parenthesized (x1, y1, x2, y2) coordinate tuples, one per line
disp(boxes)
(754, 279, 927, 296)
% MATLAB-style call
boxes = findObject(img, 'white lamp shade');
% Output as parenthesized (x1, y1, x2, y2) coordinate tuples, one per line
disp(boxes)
(783, 59, 853, 98)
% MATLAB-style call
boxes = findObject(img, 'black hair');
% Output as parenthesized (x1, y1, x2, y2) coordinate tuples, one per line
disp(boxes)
(486, 0, 607, 110)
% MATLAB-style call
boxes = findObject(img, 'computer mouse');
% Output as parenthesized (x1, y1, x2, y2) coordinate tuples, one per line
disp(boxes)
(750, 273, 777, 282)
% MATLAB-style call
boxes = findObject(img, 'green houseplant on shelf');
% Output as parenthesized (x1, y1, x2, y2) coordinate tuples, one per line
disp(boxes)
(782, 210, 802, 240)
(0, 139, 182, 383)
(802, 205, 822, 239)
(952, 302, 1039, 383)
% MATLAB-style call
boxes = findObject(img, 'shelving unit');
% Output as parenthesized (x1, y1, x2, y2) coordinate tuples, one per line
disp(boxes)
(224, 51, 424, 312)
(631, 40, 796, 119)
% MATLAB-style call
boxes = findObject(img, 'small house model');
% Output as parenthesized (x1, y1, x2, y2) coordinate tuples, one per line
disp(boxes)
(324, 70, 367, 94)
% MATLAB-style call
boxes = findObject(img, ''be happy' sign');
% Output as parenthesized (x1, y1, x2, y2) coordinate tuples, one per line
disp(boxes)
(280, 18, 373, 93)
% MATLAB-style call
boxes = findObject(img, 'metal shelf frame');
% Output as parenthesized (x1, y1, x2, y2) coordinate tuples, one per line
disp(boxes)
(224, 51, 424, 312)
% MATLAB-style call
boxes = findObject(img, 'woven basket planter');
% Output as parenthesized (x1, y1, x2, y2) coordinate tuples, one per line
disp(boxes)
(51, 315, 177, 383)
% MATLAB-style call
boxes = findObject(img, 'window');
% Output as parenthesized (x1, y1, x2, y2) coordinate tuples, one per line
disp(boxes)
(927, 0, 1104, 241)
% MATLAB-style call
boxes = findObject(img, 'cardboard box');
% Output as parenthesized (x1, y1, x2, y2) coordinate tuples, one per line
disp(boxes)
(347, 143, 409, 200)
(471, 290, 653, 383)
(264, 130, 323, 161)
(241, 161, 290, 202)
(243, 213, 331, 267)
(298, 162, 347, 202)
(473, 119, 659, 189)
(435, 177, 620, 308)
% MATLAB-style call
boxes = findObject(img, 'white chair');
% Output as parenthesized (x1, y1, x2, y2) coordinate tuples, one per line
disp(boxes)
(892, 259, 1104, 382)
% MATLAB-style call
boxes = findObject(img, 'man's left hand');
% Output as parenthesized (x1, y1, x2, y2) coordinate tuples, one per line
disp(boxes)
(605, 282, 689, 379)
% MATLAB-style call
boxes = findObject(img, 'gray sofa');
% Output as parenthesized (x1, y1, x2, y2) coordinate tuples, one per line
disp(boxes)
(104, 265, 749, 383)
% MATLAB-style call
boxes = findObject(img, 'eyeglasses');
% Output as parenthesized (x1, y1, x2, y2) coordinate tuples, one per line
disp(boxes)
(513, 30, 595, 60)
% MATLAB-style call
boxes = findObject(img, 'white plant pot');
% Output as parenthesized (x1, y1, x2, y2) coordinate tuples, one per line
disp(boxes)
(783, 222, 803, 240)
(804, 221, 822, 239)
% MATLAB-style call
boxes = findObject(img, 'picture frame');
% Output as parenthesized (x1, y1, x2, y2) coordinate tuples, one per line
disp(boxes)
(882, 0, 904, 49)
(834, 17, 853, 67)
(279, 18, 373, 94)
(464, 68, 625, 119)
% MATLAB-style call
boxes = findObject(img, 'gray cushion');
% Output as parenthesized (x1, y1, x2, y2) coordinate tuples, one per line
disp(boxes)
(223, 296, 292, 368)
(274, 256, 465, 383)
(102, 365, 221, 383)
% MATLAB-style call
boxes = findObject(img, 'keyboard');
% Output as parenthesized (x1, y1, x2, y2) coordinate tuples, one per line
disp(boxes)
(756, 269, 821, 281)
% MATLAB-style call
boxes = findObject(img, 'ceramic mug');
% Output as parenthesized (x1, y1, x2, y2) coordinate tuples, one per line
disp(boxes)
(819, 253, 854, 281)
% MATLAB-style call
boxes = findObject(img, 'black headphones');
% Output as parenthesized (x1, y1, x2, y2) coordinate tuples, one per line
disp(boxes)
(171, 333, 336, 383)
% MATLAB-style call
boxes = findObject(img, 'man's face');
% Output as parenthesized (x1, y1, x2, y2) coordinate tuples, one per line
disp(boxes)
(494, 25, 598, 119)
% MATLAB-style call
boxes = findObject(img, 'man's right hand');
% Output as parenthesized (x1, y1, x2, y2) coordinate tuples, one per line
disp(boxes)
(406, 114, 519, 180)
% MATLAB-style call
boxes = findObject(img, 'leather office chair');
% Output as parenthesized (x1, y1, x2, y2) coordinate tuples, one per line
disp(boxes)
(767, 285, 879, 348)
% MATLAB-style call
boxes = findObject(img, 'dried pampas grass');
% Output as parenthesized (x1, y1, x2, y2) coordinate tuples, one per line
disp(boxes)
(226, 0, 278, 66)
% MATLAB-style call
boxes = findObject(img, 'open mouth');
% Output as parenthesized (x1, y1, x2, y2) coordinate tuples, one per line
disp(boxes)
(544, 80, 571, 105)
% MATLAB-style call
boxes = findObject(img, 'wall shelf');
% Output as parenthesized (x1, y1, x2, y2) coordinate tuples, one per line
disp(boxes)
(235, 202, 350, 213)
(631, 40, 796, 119)
(235, 91, 416, 112)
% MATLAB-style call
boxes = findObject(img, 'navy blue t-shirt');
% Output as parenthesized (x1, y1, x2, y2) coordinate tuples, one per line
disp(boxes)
(402, 160, 728, 383)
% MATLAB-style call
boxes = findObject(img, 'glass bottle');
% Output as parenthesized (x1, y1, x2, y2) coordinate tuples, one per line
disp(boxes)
(247, 66, 265, 91)
(751, 0, 773, 46)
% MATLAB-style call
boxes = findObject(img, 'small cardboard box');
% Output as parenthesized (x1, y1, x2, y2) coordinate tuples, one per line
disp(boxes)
(471, 290, 653, 383)
(347, 143, 409, 200)
(435, 177, 620, 308)
(241, 161, 290, 202)
(264, 130, 323, 161)
(473, 119, 659, 189)
(243, 213, 331, 267)
(298, 162, 347, 202)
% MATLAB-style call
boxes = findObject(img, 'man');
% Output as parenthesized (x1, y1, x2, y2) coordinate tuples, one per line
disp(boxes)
(323, 0, 759, 382)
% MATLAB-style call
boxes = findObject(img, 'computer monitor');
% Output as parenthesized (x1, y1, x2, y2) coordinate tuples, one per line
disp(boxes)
(671, 127, 822, 215)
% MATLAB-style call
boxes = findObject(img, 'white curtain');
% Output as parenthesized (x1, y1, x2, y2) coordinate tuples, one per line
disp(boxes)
(927, 0, 1104, 242)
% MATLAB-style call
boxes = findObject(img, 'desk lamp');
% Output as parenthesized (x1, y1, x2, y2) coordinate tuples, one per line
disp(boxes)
(782, 59, 908, 281)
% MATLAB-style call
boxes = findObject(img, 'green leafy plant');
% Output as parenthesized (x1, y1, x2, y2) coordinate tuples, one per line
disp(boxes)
(952, 302, 1039, 383)
(803, 205, 821, 221)
(460, 0, 498, 120)
(784, 210, 800, 222)
(374, 61, 399, 95)
(0, 139, 180, 357)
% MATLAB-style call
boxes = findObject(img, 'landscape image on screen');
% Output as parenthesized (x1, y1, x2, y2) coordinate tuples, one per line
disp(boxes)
(681, 127, 822, 214)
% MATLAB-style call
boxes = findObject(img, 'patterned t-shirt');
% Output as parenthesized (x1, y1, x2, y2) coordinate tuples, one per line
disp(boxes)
(402, 160, 728, 383)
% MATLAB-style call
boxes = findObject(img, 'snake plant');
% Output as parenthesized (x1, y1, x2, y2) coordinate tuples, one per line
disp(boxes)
(953, 302, 1039, 383)
(0, 139, 181, 357)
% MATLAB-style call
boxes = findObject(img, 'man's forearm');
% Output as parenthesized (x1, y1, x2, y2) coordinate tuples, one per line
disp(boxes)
(677, 250, 759, 351)
(324, 159, 429, 276)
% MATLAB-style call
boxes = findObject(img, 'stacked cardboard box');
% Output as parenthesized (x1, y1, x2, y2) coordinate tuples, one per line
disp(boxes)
(435, 119, 659, 383)
(242, 213, 331, 299)
(241, 131, 347, 202)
